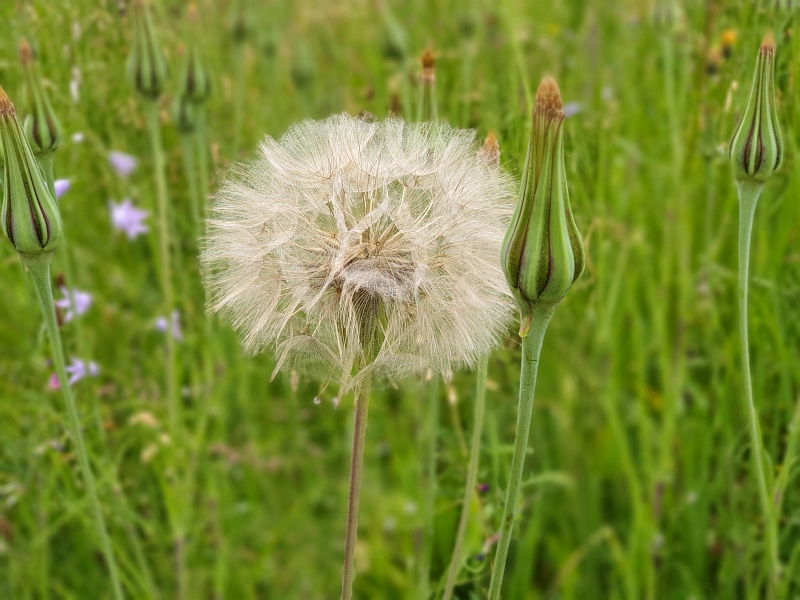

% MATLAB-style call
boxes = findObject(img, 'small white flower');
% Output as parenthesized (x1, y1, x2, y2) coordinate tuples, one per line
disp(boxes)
(203, 114, 515, 392)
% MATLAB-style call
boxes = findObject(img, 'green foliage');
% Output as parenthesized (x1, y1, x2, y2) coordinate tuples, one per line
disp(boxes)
(1, 0, 799, 598)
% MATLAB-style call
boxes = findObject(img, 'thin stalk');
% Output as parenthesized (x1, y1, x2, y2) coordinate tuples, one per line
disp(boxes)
(340, 379, 372, 600)
(443, 356, 488, 600)
(487, 307, 553, 600)
(736, 179, 780, 592)
(144, 101, 179, 436)
(38, 154, 106, 442)
(180, 133, 202, 238)
(197, 107, 211, 223)
(417, 376, 440, 599)
(232, 42, 246, 156)
(24, 254, 124, 600)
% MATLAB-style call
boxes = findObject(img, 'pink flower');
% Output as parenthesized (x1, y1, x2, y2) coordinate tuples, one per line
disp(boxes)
(108, 151, 137, 178)
(110, 199, 149, 239)
(154, 310, 182, 341)
(55, 287, 92, 322)
(54, 179, 70, 199)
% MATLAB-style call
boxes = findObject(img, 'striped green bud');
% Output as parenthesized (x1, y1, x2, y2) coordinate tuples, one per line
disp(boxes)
(179, 5, 212, 105)
(0, 88, 62, 258)
(728, 35, 783, 184)
(501, 77, 584, 336)
(127, 0, 169, 100)
(19, 40, 61, 158)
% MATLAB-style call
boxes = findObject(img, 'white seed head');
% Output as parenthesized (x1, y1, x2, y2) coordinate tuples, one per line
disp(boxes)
(202, 114, 515, 392)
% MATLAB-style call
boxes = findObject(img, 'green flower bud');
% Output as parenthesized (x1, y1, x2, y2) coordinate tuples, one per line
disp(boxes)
(0, 88, 62, 258)
(728, 35, 783, 184)
(127, 0, 169, 100)
(178, 5, 212, 105)
(19, 40, 61, 157)
(501, 77, 585, 336)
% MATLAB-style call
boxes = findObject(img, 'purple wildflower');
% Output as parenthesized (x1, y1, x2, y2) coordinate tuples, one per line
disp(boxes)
(54, 179, 70, 200)
(55, 287, 92, 322)
(563, 102, 581, 118)
(154, 310, 182, 341)
(110, 199, 149, 239)
(108, 151, 137, 178)
(51, 358, 100, 388)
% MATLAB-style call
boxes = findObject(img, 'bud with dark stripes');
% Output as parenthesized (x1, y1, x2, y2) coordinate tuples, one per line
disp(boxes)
(728, 35, 782, 184)
(127, 0, 169, 100)
(501, 77, 584, 336)
(0, 88, 62, 257)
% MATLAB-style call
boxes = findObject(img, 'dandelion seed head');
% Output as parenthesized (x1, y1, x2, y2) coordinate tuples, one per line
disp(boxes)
(203, 114, 515, 392)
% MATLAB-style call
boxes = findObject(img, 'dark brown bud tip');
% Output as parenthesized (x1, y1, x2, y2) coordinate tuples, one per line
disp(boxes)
(534, 76, 563, 121)
(422, 48, 434, 70)
(0, 87, 15, 116)
(18, 40, 33, 66)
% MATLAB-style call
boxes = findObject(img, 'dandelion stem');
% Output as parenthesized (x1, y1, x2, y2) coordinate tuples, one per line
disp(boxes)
(341, 379, 372, 600)
(488, 307, 553, 600)
(24, 254, 124, 600)
(418, 376, 440, 599)
(443, 355, 488, 600)
(144, 101, 179, 436)
(736, 179, 780, 592)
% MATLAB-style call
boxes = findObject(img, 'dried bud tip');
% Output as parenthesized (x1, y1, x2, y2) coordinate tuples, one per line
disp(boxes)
(188, 2, 198, 21)
(534, 76, 563, 120)
(0, 87, 14, 115)
(480, 131, 500, 167)
(761, 33, 775, 52)
(18, 40, 33, 65)
(422, 48, 435, 70)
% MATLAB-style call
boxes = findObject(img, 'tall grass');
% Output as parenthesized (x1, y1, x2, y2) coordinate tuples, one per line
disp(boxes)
(1, 0, 799, 598)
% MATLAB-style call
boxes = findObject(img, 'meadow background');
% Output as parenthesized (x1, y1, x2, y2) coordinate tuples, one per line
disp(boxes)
(1, 0, 799, 598)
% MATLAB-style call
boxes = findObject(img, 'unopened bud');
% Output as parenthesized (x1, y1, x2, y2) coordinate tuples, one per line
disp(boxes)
(0, 88, 62, 257)
(728, 35, 782, 184)
(127, 0, 169, 100)
(19, 40, 61, 157)
(179, 5, 212, 104)
(478, 131, 500, 167)
(501, 77, 584, 336)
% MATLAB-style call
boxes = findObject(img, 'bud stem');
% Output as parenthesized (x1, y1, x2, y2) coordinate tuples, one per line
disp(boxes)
(340, 379, 372, 600)
(22, 254, 124, 600)
(735, 179, 781, 592)
(443, 355, 488, 600)
(488, 306, 555, 599)
(144, 101, 179, 436)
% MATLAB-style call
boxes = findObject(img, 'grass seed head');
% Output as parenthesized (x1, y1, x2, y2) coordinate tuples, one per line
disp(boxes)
(202, 114, 516, 393)
(0, 87, 62, 258)
(501, 77, 585, 336)
(728, 35, 782, 184)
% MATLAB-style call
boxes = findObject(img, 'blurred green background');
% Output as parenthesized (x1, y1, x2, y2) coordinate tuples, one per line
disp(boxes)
(1, 0, 799, 598)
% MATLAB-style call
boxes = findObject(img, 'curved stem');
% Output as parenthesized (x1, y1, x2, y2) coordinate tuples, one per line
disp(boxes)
(736, 179, 780, 592)
(24, 255, 124, 600)
(443, 356, 488, 600)
(340, 380, 372, 600)
(488, 307, 553, 600)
